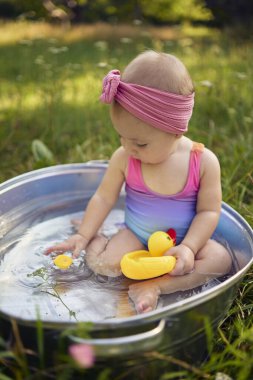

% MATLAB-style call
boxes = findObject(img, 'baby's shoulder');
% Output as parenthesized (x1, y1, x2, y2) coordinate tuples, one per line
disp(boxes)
(200, 147, 220, 175)
(110, 147, 129, 172)
(201, 147, 220, 165)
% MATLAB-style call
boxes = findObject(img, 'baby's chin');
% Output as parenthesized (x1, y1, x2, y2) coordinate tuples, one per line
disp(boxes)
(140, 158, 165, 165)
(131, 155, 151, 163)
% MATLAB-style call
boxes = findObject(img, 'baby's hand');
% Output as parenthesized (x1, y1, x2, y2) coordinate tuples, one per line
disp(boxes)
(44, 233, 88, 258)
(164, 244, 195, 276)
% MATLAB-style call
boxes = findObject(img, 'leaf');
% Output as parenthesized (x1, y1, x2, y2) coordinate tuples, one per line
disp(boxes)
(0, 337, 6, 348)
(0, 351, 16, 359)
(31, 139, 54, 163)
(97, 368, 112, 380)
(0, 373, 14, 380)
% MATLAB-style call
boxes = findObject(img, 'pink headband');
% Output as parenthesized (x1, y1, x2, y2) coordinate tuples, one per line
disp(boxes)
(100, 69, 194, 134)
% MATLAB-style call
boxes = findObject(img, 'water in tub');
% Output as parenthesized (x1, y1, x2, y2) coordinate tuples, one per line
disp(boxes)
(0, 209, 231, 323)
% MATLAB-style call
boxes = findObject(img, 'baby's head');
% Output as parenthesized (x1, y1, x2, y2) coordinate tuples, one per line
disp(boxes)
(120, 50, 194, 96)
(100, 51, 194, 160)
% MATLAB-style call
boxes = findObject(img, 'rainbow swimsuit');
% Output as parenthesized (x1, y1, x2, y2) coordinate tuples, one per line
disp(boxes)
(125, 143, 204, 246)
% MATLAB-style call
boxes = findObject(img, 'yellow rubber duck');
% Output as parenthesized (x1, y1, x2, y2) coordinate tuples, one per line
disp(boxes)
(53, 254, 73, 270)
(120, 229, 177, 280)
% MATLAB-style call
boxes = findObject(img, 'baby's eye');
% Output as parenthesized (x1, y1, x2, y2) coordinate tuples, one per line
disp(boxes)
(136, 143, 148, 148)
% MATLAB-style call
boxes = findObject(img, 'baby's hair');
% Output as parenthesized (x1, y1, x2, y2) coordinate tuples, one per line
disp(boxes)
(110, 50, 194, 125)
(122, 50, 194, 96)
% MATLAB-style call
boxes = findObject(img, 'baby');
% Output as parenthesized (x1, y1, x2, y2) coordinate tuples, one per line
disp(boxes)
(46, 51, 232, 314)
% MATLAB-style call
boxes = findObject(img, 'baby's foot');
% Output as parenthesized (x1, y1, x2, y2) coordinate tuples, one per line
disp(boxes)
(85, 235, 122, 277)
(128, 282, 161, 314)
(85, 235, 108, 271)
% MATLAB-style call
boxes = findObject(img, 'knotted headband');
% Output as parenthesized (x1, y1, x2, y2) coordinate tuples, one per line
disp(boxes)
(100, 69, 194, 134)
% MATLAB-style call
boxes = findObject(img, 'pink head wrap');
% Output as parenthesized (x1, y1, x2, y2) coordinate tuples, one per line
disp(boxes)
(100, 69, 194, 134)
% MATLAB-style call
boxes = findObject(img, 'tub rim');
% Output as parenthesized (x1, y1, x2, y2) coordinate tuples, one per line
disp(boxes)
(0, 163, 252, 330)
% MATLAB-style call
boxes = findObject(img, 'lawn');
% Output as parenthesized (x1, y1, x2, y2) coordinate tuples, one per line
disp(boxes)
(1, 21, 253, 217)
(0, 20, 253, 379)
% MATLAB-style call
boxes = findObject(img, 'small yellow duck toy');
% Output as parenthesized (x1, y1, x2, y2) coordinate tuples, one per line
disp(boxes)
(120, 229, 176, 280)
(53, 254, 73, 270)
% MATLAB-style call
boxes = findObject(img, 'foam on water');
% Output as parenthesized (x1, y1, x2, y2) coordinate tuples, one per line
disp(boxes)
(0, 209, 227, 323)
(0, 210, 136, 322)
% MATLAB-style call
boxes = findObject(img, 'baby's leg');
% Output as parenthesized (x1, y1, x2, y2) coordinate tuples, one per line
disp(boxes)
(85, 228, 145, 277)
(129, 239, 232, 313)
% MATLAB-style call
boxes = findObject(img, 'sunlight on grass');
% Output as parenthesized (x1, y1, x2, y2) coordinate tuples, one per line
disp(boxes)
(0, 20, 217, 47)
(0, 20, 252, 215)
(180, 22, 219, 38)
(0, 20, 253, 380)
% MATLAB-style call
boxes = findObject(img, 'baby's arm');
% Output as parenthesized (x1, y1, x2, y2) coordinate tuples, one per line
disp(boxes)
(168, 149, 222, 275)
(45, 147, 127, 257)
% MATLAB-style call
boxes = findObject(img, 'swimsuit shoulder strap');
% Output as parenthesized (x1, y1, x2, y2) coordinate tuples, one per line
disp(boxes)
(125, 156, 145, 191)
(187, 142, 205, 191)
(191, 141, 205, 153)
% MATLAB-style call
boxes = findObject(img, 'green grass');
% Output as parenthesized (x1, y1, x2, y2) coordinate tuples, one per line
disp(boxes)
(0, 21, 252, 218)
(0, 20, 253, 380)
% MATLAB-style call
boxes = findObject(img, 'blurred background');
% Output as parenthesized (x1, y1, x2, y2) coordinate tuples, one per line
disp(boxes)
(0, 2, 253, 379)
(0, 0, 252, 220)
(1, 0, 253, 26)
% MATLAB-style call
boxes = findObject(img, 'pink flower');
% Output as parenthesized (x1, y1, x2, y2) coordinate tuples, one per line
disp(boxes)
(69, 343, 95, 368)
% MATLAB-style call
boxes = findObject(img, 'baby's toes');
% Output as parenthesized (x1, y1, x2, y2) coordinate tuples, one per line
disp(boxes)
(136, 300, 153, 314)
(128, 287, 159, 314)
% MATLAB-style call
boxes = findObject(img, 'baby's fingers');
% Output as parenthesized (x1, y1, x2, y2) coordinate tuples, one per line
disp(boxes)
(72, 242, 85, 258)
(44, 242, 72, 255)
(170, 259, 185, 276)
(170, 257, 194, 276)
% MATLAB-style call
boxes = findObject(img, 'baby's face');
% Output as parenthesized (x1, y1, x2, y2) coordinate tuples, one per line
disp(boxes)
(110, 107, 179, 164)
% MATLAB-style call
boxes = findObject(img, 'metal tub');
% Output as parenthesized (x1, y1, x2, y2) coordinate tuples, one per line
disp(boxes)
(0, 163, 252, 367)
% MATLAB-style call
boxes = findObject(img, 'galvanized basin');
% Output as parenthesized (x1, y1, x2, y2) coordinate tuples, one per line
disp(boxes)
(0, 163, 252, 363)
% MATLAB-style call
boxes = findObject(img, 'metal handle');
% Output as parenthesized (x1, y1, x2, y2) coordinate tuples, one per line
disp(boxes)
(69, 319, 165, 357)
